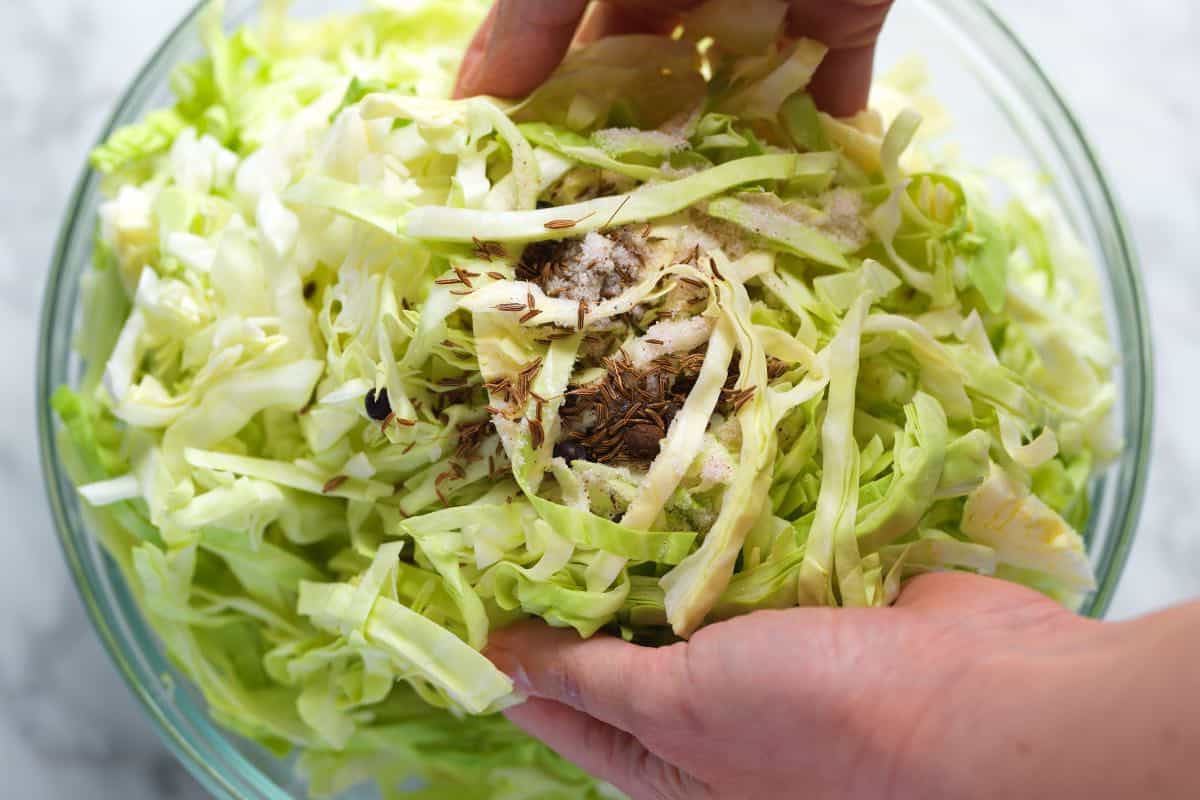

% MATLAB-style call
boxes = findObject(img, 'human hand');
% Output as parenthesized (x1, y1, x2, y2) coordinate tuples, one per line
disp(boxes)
(487, 572, 1200, 800)
(454, 0, 894, 117)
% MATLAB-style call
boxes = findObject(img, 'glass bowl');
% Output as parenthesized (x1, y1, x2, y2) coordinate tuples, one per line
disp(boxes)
(37, 0, 1153, 797)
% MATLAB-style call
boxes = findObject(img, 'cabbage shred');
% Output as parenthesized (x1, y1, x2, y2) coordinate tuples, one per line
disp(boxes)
(57, 0, 1117, 796)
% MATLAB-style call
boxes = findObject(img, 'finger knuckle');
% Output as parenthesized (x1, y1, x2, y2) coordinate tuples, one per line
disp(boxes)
(582, 717, 627, 766)
(636, 755, 713, 800)
(545, 658, 585, 709)
(639, 644, 707, 740)
(674, 646, 710, 736)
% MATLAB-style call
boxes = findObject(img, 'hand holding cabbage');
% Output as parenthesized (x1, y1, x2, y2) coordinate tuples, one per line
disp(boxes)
(59, 0, 1119, 796)
(489, 573, 1200, 800)
(455, 0, 895, 116)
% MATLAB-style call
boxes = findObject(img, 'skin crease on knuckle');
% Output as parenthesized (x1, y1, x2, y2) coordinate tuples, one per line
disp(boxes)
(642, 643, 709, 741)
(544, 655, 587, 711)
(629, 746, 711, 800)
(582, 718, 641, 783)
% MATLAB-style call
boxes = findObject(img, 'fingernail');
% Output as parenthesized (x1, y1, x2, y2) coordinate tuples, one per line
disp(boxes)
(510, 663, 533, 694)
(486, 647, 533, 694)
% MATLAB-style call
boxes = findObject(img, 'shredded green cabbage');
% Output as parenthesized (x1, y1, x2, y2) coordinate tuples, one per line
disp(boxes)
(58, 0, 1118, 796)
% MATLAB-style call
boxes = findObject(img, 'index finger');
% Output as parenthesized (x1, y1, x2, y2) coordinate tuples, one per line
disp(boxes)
(788, 0, 893, 116)
(455, 0, 699, 99)
(454, 0, 589, 98)
(486, 621, 690, 736)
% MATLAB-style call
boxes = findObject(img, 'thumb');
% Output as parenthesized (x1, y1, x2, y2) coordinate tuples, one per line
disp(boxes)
(504, 697, 708, 800)
(487, 622, 709, 800)
(486, 621, 690, 737)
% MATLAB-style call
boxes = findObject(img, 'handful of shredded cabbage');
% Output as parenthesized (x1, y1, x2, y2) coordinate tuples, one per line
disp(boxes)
(55, 0, 1119, 796)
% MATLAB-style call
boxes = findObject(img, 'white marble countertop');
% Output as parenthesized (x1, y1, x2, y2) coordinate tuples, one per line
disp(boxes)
(0, 1, 1196, 797)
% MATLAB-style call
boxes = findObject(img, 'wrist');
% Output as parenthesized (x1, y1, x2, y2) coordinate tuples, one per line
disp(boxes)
(928, 605, 1200, 800)
(897, 612, 1113, 799)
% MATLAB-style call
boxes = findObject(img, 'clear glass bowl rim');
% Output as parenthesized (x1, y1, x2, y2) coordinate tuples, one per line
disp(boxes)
(35, 1, 1154, 798)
